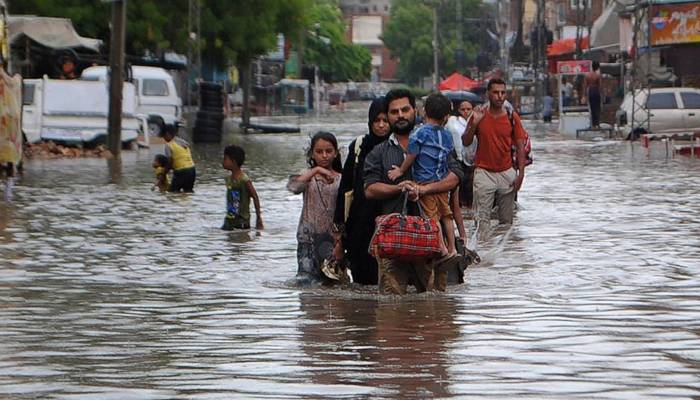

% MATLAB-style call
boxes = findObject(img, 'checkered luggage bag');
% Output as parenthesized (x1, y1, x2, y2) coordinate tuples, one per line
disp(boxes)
(369, 193, 442, 260)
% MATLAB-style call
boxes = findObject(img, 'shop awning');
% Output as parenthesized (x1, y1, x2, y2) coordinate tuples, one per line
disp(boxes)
(438, 72, 479, 91)
(547, 37, 589, 57)
(8, 16, 103, 52)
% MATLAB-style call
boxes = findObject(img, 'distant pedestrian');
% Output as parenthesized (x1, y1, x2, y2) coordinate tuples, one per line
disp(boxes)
(561, 77, 573, 107)
(152, 154, 170, 192)
(333, 97, 390, 284)
(288, 131, 342, 285)
(388, 92, 457, 259)
(543, 92, 554, 123)
(585, 61, 602, 128)
(463, 78, 528, 236)
(221, 145, 263, 231)
(161, 125, 196, 192)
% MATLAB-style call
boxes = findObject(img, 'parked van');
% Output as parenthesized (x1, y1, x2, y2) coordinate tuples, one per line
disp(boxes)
(81, 65, 182, 136)
(21, 77, 142, 145)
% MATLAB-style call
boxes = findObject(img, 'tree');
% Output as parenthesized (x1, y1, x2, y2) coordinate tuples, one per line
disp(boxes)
(303, 1, 371, 82)
(382, 0, 488, 86)
(198, 0, 309, 124)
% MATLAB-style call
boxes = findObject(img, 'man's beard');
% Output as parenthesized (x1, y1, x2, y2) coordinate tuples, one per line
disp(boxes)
(391, 117, 415, 135)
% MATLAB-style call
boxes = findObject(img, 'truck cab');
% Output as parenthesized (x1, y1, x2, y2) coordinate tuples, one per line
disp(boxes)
(80, 66, 183, 137)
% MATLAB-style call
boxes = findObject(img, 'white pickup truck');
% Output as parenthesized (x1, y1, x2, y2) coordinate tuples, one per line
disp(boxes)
(21, 77, 144, 145)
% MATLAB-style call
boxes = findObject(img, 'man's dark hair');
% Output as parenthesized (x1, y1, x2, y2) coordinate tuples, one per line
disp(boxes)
(224, 144, 245, 167)
(384, 88, 416, 112)
(487, 78, 507, 91)
(154, 154, 169, 167)
(592, 61, 600, 71)
(424, 93, 452, 121)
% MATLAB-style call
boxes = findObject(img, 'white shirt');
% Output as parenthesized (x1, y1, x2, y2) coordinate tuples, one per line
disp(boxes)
(445, 115, 477, 166)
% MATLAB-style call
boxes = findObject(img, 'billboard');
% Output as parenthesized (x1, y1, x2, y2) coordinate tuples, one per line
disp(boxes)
(650, 2, 700, 46)
(557, 60, 592, 75)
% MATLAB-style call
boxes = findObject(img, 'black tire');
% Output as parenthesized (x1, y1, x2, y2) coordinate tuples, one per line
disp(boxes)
(199, 82, 223, 91)
(195, 118, 223, 129)
(199, 88, 223, 98)
(197, 110, 224, 121)
(193, 126, 222, 137)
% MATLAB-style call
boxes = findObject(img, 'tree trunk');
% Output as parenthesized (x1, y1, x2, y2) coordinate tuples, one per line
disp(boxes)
(240, 61, 251, 126)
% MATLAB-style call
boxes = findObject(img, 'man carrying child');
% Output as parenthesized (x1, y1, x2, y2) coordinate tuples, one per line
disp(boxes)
(364, 89, 463, 295)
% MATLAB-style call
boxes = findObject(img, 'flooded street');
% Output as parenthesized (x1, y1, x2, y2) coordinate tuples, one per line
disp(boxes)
(2, 108, 700, 399)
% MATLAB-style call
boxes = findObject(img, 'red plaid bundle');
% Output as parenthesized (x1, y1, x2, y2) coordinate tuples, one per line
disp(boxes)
(369, 195, 442, 260)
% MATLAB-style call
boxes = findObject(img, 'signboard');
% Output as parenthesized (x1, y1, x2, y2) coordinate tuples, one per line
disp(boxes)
(557, 60, 592, 75)
(0, 68, 22, 165)
(650, 2, 700, 46)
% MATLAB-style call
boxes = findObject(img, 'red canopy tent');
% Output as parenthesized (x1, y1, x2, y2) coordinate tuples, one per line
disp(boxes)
(438, 72, 479, 91)
(547, 37, 589, 57)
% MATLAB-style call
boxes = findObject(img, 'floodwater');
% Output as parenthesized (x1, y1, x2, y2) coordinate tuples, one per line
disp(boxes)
(1, 107, 700, 399)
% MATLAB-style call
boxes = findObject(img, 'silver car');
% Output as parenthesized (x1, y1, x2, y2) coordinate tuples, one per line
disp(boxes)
(616, 87, 700, 136)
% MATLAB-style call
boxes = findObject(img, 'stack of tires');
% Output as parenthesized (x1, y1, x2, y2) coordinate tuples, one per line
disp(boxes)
(193, 82, 224, 143)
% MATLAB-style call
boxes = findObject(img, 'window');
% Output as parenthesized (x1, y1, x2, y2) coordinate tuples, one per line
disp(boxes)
(681, 92, 700, 109)
(142, 79, 169, 96)
(570, 0, 591, 9)
(22, 84, 35, 105)
(646, 93, 677, 109)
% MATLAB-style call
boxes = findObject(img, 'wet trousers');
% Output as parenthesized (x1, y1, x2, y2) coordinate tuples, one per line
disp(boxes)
(170, 167, 196, 193)
(588, 86, 601, 127)
(473, 167, 516, 229)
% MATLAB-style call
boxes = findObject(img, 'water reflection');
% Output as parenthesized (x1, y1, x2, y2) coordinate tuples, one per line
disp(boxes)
(298, 293, 459, 398)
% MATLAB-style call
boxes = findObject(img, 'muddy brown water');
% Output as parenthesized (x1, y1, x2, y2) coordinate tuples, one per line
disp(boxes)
(1, 111, 700, 399)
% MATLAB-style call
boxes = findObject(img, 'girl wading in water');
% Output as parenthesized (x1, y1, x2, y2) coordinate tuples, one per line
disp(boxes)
(333, 97, 390, 284)
(288, 131, 343, 285)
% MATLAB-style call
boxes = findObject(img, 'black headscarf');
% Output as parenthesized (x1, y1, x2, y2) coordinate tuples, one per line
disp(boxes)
(362, 97, 389, 153)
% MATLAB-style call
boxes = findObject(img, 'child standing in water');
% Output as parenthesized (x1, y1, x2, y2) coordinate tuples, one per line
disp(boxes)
(287, 131, 342, 285)
(221, 145, 263, 230)
(152, 154, 170, 192)
(160, 124, 196, 192)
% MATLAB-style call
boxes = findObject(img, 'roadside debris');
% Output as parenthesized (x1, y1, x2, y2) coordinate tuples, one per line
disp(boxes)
(23, 142, 114, 159)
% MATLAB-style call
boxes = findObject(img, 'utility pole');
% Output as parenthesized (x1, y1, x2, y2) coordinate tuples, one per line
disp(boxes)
(497, 0, 510, 80)
(432, 4, 439, 90)
(187, 0, 201, 106)
(107, 0, 126, 181)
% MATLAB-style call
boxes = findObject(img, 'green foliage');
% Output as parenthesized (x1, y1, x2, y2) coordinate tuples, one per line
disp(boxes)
(10, 0, 309, 69)
(382, 0, 490, 85)
(303, 0, 371, 82)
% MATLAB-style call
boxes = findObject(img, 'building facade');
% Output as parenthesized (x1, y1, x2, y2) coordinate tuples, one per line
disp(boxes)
(340, 0, 397, 81)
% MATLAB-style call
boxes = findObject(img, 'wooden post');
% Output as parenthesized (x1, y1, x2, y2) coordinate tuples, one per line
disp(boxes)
(107, 0, 126, 179)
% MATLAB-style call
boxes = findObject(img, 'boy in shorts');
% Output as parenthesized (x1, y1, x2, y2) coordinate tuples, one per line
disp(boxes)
(221, 145, 264, 230)
(388, 93, 456, 258)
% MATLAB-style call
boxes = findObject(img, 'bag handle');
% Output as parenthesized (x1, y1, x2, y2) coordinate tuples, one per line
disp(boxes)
(400, 189, 426, 218)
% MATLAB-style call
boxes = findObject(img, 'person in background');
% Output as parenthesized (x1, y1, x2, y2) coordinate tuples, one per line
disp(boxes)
(585, 61, 603, 128)
(152, 154, 170, 192)
(161, 125, 196, 193)
(444, 99, 473, 248)
(543, 91, 554, 123)
(561, 77, 573, 107)
(221, 145, 263, 231)
(333, 97, 390, 285)
(288, 131, 343, 285)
